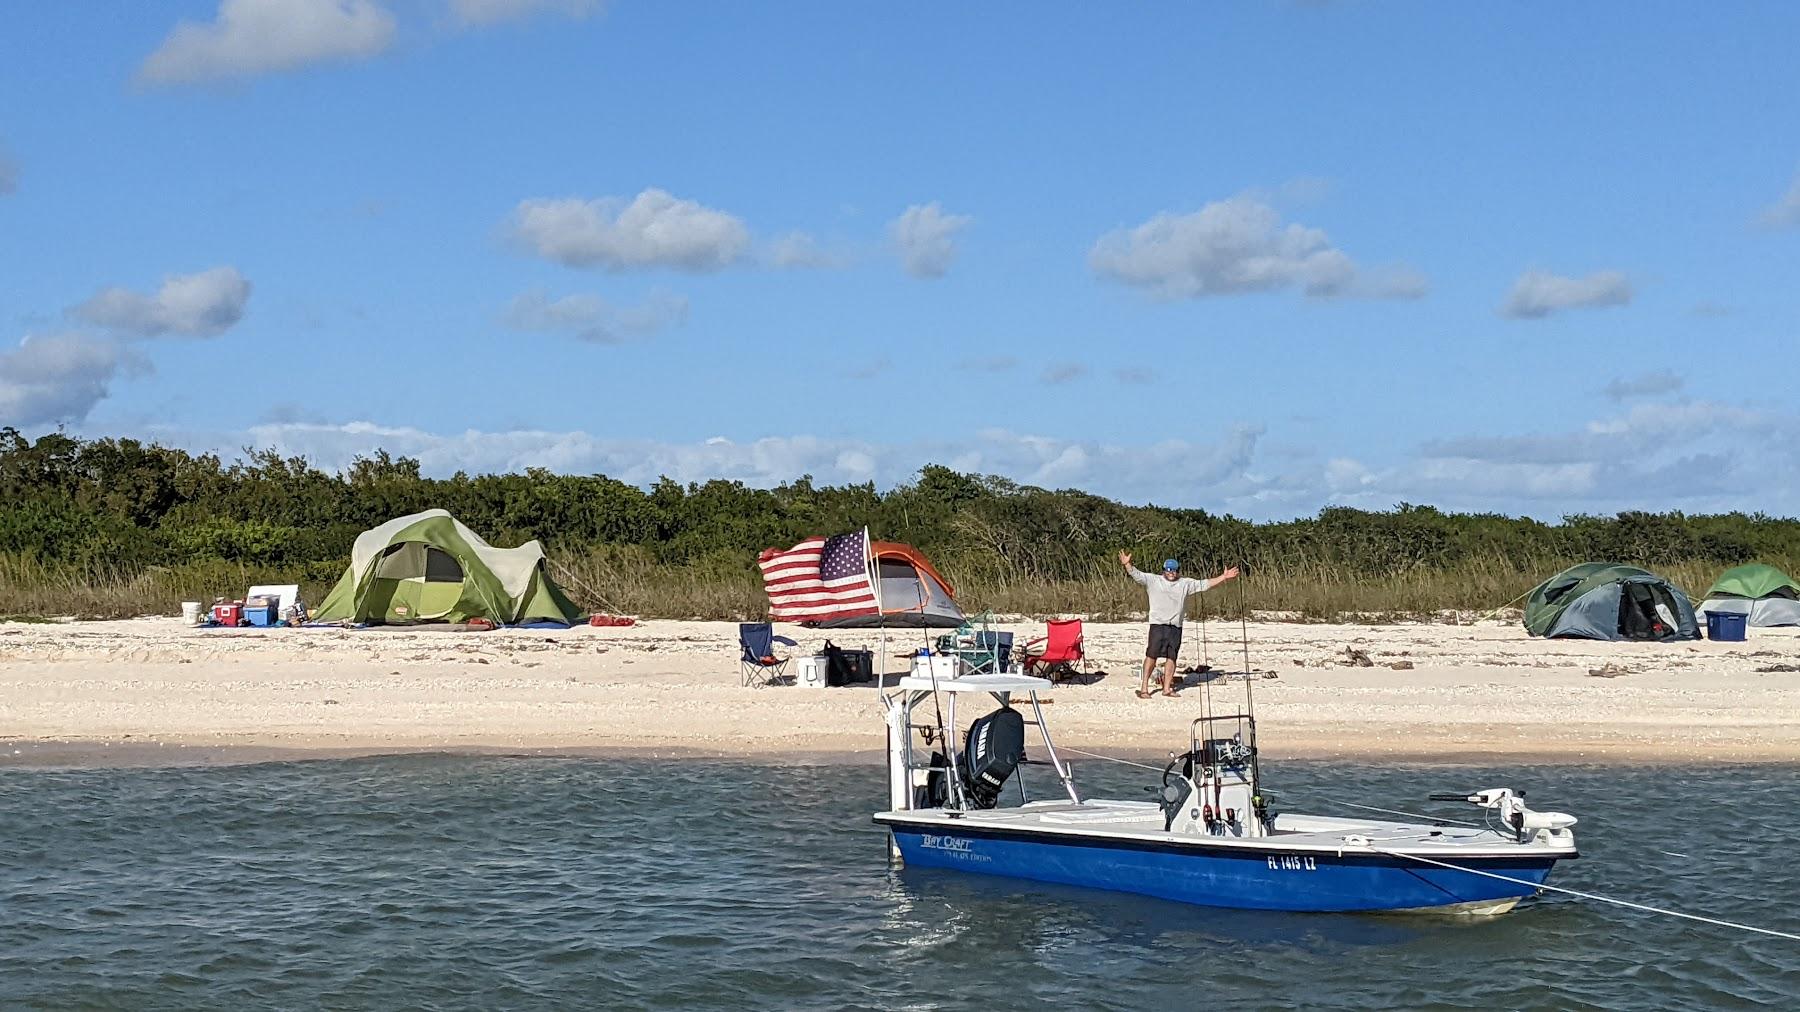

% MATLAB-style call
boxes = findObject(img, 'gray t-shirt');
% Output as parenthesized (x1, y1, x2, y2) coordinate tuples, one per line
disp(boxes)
(1129, 566, 1212, 626)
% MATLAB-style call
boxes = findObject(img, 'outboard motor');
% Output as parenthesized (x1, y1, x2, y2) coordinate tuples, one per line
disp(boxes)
(962, 706, 1026, 809)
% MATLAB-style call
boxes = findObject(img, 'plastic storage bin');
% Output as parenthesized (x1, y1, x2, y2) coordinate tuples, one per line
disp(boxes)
(1706, 611, 1747, 641)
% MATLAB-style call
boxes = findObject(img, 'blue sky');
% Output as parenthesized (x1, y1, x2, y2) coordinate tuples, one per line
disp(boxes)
(2, 1, 1797, 519)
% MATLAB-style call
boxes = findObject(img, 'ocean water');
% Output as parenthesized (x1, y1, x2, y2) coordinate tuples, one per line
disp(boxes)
(2, 754, 1797, 1010)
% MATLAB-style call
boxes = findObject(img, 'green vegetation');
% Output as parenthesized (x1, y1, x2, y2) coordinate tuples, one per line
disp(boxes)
(2, 428, 1796, 622)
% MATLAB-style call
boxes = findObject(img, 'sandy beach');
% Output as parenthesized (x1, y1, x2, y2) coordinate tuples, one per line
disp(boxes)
(4, 616, 1799, 767)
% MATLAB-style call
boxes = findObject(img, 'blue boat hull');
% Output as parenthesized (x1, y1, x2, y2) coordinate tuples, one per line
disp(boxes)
(886, 822, 1561, 913)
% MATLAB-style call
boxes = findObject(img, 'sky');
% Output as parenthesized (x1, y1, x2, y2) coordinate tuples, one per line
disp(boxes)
(1, 1, 1798, 521)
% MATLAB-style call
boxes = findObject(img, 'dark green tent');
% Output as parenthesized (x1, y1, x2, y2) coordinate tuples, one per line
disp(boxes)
(1523, 562, 1699, 641)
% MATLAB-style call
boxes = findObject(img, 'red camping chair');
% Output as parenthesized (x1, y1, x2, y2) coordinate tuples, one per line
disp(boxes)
(1022, 619, 1088, 684)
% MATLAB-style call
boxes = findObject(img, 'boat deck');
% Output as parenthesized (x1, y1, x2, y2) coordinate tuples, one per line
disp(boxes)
(877, 799, 1576, 859)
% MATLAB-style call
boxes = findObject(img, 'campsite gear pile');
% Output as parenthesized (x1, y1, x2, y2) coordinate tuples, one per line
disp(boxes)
(202, 587, 310, 628)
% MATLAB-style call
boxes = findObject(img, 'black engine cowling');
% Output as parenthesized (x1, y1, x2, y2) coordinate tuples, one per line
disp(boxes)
(961, 706, 1026, 809)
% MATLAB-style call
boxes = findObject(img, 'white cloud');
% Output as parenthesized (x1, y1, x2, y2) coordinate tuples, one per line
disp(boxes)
(767, 231, 847, 270)
(69, 267, 252, 338)
(1604, 370, 1684, 401)
(501, 288, 687, 344)
(890, 203, 971, 279)
(508, 189, 751, 271)
(1323, 400, 1799, 515)
(1088, 194, 1425, 300)
(137, 0, 396, 86)
(1323, 457, 1375, 493)
(448, 0, 600, 26)
(1499, 268, 1632, 319)
(1758, 170, 1800, 229)
(0, 333, 130, 428)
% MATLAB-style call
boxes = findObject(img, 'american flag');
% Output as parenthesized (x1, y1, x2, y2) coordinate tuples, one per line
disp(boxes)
(758, 530, 881, 623)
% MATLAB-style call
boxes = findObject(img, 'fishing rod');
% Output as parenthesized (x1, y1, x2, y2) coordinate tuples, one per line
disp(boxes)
(1239, 543, 1254, 717)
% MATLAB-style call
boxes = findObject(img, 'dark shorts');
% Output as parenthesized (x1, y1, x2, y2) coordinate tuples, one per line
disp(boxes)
(1146, 623, 1182, 660)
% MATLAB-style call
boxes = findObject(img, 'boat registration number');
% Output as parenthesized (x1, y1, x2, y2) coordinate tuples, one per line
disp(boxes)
(1267, 855, 1317, 871)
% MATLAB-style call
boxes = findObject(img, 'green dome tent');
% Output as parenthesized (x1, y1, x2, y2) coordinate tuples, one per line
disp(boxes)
(313, 509, 582, 626)
(1695, 563, 1800, 628)
(1522, 562, 1700, 641)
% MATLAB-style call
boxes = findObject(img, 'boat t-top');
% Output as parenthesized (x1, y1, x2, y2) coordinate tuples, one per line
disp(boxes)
(875, 671, 1578, 915)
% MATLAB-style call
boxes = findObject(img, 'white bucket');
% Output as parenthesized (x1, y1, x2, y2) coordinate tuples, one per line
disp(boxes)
(181, 601, 203, 625)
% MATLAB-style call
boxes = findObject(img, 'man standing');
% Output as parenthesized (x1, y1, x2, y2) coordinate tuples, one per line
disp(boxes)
(1120, 550, 1239, 699)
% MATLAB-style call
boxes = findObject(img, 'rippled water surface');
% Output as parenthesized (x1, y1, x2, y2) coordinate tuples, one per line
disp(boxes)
(2, 755, 1797, 1009)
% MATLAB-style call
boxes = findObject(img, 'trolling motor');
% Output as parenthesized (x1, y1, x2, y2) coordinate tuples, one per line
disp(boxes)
(1431, 788, 1578, 845)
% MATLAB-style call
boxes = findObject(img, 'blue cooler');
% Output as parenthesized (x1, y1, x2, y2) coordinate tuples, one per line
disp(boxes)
(1706, 611, 1747, 641)
(244, 596, 279, 627)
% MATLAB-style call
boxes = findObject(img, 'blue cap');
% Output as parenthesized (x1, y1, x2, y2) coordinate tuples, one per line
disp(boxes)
(1163, 558, 1179, 571)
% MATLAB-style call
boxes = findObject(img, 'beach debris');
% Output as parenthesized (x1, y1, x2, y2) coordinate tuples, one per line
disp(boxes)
(1389, 660, 1415, 670)
(323, 698, 340, 705)
(1755, 663, 1800, 673)
(1342, 646, 1374, 667)
(1587, 663, 1633, 678)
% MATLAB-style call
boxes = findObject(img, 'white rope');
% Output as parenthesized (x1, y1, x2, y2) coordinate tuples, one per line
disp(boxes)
(1375, 848, 1800, 941)
(1059, 746, 1167, 774)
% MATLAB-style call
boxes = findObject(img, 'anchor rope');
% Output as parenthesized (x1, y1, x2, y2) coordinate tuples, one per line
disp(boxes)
(1058, 746, 1168, 775)
(1374, 848, 1800, 941)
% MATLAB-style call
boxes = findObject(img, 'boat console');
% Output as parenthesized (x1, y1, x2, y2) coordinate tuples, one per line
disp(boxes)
(1159, 714, 1269, 838)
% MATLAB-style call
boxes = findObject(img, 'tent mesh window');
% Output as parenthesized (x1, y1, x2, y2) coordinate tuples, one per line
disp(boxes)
(374, 542, 465, 583)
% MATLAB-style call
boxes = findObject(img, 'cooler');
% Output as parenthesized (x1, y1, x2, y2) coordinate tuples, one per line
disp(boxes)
(795, 654, 831, 689)
(909, 653, 961, 682)
(211, 602, 243, 627)
(244, 596, 279, 627)
(839, 648, 874, 683)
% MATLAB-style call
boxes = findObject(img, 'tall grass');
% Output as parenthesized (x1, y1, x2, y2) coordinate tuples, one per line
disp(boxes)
(0, 554, 331, 620)
(4, 548, 1788, 624)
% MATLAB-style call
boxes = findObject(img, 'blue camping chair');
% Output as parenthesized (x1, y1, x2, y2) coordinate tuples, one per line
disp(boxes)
(967, 630, 1014, 675)
(740, 622, 799, 688)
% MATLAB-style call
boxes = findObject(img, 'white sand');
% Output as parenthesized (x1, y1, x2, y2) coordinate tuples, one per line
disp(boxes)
(3, 617, 1799, 765)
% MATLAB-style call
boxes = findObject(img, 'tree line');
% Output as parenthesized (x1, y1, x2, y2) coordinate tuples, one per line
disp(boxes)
(2, 429, 1795, 617)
